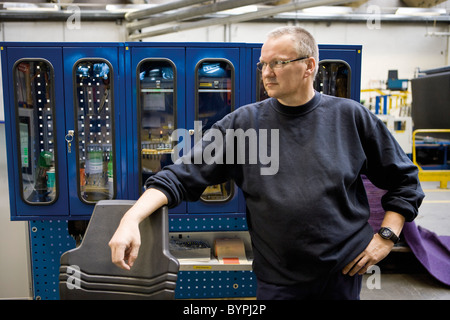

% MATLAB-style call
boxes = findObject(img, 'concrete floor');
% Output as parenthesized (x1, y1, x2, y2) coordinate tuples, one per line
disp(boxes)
(360, 181, 450, 300)
(361, 273, 450, 300)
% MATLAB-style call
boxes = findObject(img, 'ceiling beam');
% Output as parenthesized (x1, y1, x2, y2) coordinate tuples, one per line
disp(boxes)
(128, 0, 362, 40)
(124, 0, 209, 21)
(126, 0, 270, 33)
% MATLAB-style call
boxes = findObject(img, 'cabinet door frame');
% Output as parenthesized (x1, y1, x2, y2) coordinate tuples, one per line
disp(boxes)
(186, 46, 241, 214)
(128, 45, 187, 213)
(63, 45, 125, 218)
(3, 46, 69, 219)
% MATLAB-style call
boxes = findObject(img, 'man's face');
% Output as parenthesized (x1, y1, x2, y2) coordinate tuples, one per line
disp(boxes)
(260, 34, 312, 106)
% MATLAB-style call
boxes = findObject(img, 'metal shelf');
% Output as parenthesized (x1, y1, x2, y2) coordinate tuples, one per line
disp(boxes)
(169, 230, 253, 271)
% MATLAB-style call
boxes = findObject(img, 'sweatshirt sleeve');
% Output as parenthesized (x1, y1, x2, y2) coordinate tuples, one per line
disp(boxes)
(362, 117, 425, 221)
(144, 121, 230, 208)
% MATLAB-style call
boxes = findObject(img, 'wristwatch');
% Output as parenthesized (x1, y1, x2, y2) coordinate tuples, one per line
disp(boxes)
(378, 227, 399, 244)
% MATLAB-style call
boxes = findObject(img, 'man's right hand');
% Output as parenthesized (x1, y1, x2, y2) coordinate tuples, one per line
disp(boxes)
(109, 218, 142, 270)
(108, 188, 169, 270)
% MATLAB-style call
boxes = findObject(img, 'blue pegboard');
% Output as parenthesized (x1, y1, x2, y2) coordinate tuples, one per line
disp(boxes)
(169, 213, 248, 232)
(29, 220, 76, 300)
(175, 271, 256, 299)
(29, 215, 255, 300)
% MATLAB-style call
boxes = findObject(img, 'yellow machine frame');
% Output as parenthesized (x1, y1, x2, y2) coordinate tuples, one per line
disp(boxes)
(412, 129, 450, 189)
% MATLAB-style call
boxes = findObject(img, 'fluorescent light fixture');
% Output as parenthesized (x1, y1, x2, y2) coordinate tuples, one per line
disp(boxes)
(395, 8, 445, 16)
(3, 2, 59, 11)
(218, 5, 259, 15)
(302, 6, 353, 15)
(106, 4, 150, 13)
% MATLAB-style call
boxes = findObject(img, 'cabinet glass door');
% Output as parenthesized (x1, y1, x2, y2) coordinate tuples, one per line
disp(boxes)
(186, 47, 240, 214)
(196, 59, 234, 203)
(138, 59, 176, 191)
(128, 46, 186, 213)
(314, 60, 351, 99)
(74, 59, 116, 203)
(14, 60, 58, 204)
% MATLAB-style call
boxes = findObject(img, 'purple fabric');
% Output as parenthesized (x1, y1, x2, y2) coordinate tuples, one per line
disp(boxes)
(362, 175, 450, 286)
(363, 177, 387, 234)
(402, 223, 450, 286)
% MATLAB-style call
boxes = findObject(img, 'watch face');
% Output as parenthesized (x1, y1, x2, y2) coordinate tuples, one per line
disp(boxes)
(381, 228, 392, 238)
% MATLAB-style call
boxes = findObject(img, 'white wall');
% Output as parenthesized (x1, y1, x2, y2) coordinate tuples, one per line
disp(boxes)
(1, 19, 448, 88)
(0, 124, 32, 299)
(0, 21, 127, 42)
(0, 18, 448, 299)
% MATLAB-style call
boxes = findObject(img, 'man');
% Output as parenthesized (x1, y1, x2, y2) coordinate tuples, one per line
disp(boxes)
(109, 26, 424, 299)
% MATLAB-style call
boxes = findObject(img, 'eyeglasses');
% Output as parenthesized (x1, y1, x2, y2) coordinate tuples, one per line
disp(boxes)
(256, 56, 309, 71)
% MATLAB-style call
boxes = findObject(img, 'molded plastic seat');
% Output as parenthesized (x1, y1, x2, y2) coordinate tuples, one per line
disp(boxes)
(59, 200, 179, 300)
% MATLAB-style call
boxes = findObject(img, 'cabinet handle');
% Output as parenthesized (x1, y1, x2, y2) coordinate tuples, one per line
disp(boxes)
(65, 130, 74, 153)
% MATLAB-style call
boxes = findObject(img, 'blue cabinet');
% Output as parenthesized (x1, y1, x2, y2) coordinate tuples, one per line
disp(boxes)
(1, 42, 362, 220)
(1, 43, 126, 220)
(126, 43, 247, 216)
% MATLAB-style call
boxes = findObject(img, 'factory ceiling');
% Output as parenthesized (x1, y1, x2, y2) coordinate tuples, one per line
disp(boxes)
(0, 0, 448, 40)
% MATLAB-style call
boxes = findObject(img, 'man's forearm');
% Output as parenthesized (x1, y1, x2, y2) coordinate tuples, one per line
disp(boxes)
(121, 188, 169, 225)
(381, 210, 406, 236)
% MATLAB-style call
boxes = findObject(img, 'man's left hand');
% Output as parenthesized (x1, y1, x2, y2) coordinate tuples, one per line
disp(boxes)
(342, 234, 394, 276)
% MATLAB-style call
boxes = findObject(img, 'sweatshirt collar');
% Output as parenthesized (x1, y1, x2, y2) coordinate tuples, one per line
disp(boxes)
(270, 91, 321, 116)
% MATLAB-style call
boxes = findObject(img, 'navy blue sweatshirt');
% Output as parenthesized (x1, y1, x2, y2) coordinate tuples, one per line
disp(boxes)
(146, 92, 424, 285)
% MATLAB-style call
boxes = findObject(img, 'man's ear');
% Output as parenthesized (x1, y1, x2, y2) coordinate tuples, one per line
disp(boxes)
(304, 57, 316, 78)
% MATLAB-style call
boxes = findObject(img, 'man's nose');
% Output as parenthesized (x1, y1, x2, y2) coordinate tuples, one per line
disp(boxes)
(262, 65, 275, 77)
